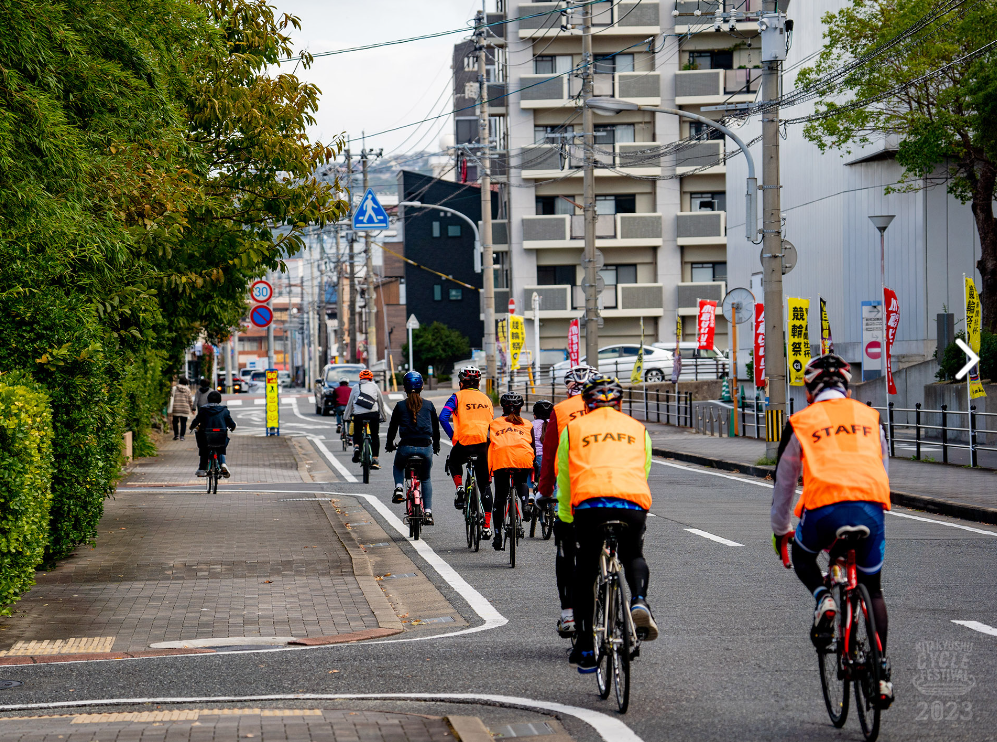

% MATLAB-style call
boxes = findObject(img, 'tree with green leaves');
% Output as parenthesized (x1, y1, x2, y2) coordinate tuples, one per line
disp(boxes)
(797, 0, 997, 329)
(405, 322, 472, 376)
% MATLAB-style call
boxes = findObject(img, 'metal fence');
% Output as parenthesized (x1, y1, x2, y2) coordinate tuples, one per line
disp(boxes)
(520, 386, 695, 429)
(866, 402, 997, 468)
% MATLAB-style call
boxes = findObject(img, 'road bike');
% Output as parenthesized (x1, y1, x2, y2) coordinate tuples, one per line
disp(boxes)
(204, 447, 222, 495)
(497, 474, 525, 568)
(592, 521, 640, 714)
(461, 456, 485, 552)
(781, 525, 888, 741)
(401, 453, 428, 541)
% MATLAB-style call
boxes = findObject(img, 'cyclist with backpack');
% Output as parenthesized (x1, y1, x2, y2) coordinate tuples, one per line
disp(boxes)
(385, 371, 441, 525)
(191, 390, 237, 478)
(488, 392, 536, 551)
(344, 369, 389, 470)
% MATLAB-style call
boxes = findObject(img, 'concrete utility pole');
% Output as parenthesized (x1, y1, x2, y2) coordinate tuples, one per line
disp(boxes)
(345, 148, 358, 365)
(361, 146, 382, 367)
(335, 226, 345, 363)
(308, 239, 320, 384)
(761, 0, 787, 458)
(477, 5, 497, 387)
(581, 0, 599, 362)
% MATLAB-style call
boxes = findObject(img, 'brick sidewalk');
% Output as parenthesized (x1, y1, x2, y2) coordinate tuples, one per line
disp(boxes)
(0, 436, 391, 655)
(126, 435, 303, 486)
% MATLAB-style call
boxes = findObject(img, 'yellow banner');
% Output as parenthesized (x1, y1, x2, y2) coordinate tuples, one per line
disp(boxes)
(497, 319, 507, 345)
(965, 277, 987, 399)
(631, 318, 645, 384)
(787, 298, 811, 386)
(265, 369, 279, 429)
(509, 315, 525, 370)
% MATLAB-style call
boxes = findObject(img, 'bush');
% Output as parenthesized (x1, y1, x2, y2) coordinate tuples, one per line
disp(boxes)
(0, 372, 55, 611)
(936, 330, 997, 382)
(402, 322, 471, 376)
(121, 350, 169, 458)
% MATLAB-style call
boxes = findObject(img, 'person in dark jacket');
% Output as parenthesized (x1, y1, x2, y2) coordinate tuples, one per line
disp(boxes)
(385, 371, 440, 524)
(332, 379, 352, 433)
(193, 377, 213, 409)
(190, 390, 237, 477)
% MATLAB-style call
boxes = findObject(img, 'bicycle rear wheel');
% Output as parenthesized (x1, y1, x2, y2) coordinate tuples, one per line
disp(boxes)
(529, 507, 538, 538)
(818, 585, 849, 728)
(205, 467, 212, 494)
(211, 469, 219, 495)
(464, 502, 474, 548)
(508, 502, 517, 568)
(541, 504, 554, 540)
(611, 577, 632, 713)
(411, 504, 422, 541)
(852, 584, 882, 741)
(362, 440, 371, 484)
(594, 580, 611, 700)
(470, 482, 481, 552)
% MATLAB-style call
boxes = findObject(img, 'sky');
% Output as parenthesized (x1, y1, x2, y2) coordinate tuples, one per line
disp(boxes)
(271, 0, 485, 156)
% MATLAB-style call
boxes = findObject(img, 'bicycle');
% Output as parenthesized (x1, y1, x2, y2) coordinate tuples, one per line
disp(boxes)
(498, 474, 525, 568)
(592, 521, 640, 714)
(204, 447, 222, 495)
(358, 420, 373, 484)
(339, 410, 350, 451)
(530, 486, 555, 540)
(780, 525, 887, 741)
(461, 455, 485, 552)
(401, 453, 428, 541)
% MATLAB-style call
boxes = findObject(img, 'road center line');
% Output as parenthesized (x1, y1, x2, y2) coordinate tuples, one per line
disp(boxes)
(952, 620, 997, 637)
(885, 511, 997, 536)
(684, 528, 743, 547)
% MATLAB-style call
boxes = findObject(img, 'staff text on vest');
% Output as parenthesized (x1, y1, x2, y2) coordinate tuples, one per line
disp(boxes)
(581, 432, 637, 447)
(811, 424, 875, 443)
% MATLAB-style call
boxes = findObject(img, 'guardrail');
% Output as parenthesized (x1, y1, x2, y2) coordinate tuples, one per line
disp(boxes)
(866, 402, 997, 468)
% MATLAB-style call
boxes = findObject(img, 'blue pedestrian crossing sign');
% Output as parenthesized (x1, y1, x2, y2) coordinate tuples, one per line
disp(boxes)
(352, 188, 390, 230)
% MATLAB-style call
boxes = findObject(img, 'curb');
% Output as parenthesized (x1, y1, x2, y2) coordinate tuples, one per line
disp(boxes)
(652, 446, 997, 526)
(288, 627, 401, 646)
(0, 648, 215, 666)
(445, 716, 492, 742)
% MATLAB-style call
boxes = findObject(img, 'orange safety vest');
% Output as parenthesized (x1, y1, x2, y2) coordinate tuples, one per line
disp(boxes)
(790, 398, 891, 517)
(553, 394, 586, 475)
(488, 417, 534, 473)
(453, 388, 493, 445)
(565, 406, 652, 510)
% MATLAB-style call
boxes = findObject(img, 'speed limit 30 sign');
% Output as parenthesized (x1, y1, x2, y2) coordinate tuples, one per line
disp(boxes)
(250, 280, 273, 303)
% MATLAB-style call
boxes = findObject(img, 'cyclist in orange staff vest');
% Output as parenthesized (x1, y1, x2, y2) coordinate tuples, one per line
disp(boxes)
(488, 392, 536, 551)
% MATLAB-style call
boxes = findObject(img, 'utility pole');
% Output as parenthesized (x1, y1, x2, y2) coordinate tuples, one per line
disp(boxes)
(308, 238, 320, 384)
(477, 5, 497, 387)
(345, 148, 358, 365)
(581, 0, 599, 363)
(361, 145, 383, 368)
(335, 226, 345, 363)
(761, 0, 787, 457)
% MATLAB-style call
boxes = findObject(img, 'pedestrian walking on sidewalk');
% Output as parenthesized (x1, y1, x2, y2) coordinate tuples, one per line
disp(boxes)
(193, 377, 213, 410)
(170, 377, 195, 440)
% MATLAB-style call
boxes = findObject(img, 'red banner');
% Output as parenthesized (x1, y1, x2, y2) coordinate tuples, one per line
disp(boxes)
(884, 288, 899, 395)
(697, 300, 717, 351)
(568, 318, 580, 366)
(753, 303, 765, 388)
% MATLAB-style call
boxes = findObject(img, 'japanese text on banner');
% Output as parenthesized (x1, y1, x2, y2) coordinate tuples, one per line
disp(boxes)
(697, 300, 717, 351)
(265, 369, 279, 430)
(787, 298, 810, 386)
(631, 318, 644, 384)
(568, 319, 580, 366)
(965, 277, 987, 399)
(671, 316, 683, 383)
(884, 288, 899, 395)
(819, 297, 834, 355)
(754, 303, 765, 389)
(509, 316, 525, 370)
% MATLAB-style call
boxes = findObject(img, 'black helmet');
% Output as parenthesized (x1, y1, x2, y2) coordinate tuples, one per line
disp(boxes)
(582, 375, 623, 411)
(500, 392, 524, 413)
(458, 366, 482, 388)
(803, 354, 852, 395)
(532, 399, 554, 420)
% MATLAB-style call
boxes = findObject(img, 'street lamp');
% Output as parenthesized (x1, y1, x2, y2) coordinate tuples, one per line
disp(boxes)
(585, 97, 758, 240)
(869, 214, 894, 447)
(398, 201, 482, 272)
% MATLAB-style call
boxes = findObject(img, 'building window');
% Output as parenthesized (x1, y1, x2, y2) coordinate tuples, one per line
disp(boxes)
(595, 194, 636, 215)
(601, 264, 637, 286)
(433, 284, 442, 301)
(449, 288, 463, 301)
(690, 192, 727, 212)
(688, 50, 734, 70)
(432, 221, 441, 238)
(535, 125, 571, 144)
(536, 195, 575, 215)
(537, 265, 576, 285)
(493, 251, 510, 289)
(456, 118, 477, 144)
(399, 278, 406, 305)
(464, 54, 476, 71)
(689, 121, 724, 140)
(691, 262, 727, 283)
(447, 224, 461, 237)
(534, 55, 572, 75)
(594, 54, 634, 74)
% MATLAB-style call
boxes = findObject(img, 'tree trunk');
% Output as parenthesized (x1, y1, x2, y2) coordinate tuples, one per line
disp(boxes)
(972, 160, 997, 332)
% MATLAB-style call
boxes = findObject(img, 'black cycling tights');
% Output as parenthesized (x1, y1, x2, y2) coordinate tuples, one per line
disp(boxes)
(553, 518, 575, 610)
(492, 468, 529, 525)
(793, 540, 888, 652)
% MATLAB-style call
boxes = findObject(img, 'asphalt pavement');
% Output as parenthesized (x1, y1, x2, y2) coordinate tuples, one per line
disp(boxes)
(0, 390, 995, 741)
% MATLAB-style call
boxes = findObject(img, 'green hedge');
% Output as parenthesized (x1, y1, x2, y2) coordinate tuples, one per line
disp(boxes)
(0, 372, 55, 611)
(936, 330, 997, 382)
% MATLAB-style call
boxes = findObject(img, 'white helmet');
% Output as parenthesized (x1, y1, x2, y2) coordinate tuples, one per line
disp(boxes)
(564, 364, 598, 392)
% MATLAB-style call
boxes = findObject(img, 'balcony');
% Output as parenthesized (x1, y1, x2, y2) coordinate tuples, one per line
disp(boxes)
(675, 141, 724, 175)
(675, 69, 759, 106)
(518, 2, 659, 38)
(677, 281, 726, 315)
(522, 213, 662, 249)
(520, 142, 665, 178)
(677, 211, 726, 245)
(520, 72, 660, 109)
(674, 0, 789, 34)
(522, 283, 664, 319)
(519, 75, 567, 108)
(477, 219, 509, 251)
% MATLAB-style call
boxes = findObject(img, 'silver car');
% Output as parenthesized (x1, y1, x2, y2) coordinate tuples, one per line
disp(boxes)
(550, 344, 675, 383)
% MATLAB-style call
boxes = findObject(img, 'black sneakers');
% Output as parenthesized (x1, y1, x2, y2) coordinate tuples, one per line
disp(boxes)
(568, 645, 597, 674)
(453, 486, 465, 510)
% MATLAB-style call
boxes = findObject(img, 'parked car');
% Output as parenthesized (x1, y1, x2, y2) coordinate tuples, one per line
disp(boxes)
(314, 363, 367, 416)
(215, 377, 245, 394)
(550, 344, 675, 383)
(651, 342, 730, 380)
(246, 369, 267, 393)
(277, 370, 292, 387)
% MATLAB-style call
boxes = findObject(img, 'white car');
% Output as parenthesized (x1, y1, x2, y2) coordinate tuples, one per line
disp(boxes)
(550, 344, 675, 383)
(651, 342, 729, 380)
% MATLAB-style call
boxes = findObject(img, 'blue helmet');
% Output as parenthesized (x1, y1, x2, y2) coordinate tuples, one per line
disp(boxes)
(403, 371, 424, 393)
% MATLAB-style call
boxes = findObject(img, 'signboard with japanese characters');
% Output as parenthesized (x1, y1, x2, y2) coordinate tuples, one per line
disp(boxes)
(697, 300, 717, 351)
(884, 288, 899, 395)
(754, 303, 765, 389)
(787, 297, 810, 386)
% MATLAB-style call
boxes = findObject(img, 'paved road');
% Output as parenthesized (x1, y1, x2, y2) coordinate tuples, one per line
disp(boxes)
(1, 392, 995, 741)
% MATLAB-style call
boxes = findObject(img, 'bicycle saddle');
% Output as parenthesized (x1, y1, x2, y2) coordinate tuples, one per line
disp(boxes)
(834, 525, 871, 540)
(601, 520, 629, 536)
(404, 454, 430, 464)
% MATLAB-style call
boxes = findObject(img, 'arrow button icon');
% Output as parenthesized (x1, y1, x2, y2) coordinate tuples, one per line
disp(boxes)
(955, 338, 980, 380)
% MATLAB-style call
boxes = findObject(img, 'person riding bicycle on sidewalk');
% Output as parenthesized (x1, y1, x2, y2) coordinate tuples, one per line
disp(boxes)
(190, 390, 237, 478)
(771, 353, 894, 707)
(332, 378, 353, 433)
(557, 375, 659, 673)
(528, 399, 553, 509)
(488, 392, 536, 551)
(343, 369, 389, 470)
(385, 371, 440, 525)
(440, 366, 495, 537)
(537, 364, 598, 638)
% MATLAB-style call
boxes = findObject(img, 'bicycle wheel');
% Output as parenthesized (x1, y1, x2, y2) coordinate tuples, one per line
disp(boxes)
(529, 506, 538, 538)
(541, 504, 554, 540)
(508, 502, 517, 568)
(211, 469, 219, 495)
(465, 501, 474, 548)
(341, 431, 348, 452)
(594, 580, 611, 700)
(362, 439, 371, 484)
(205, 466, 212, 494)
(470, 482, 481, 552)
(818, 586, 849, 728)
(611, 577, 632, 713)
(411, 503, 422, 541)
(851, 584, 882, 741)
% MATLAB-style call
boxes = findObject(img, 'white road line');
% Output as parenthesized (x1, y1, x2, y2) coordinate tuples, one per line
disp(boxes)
(652, 459, 773, 488)
(226, 400, 243, 406)
(254, 399, 265, 405)
(306, 434, 358, 483)
(886, 511, 997, 536)
(684, 528, 743, 547)
(952, 620, 997, 637)
(0, 694, 642, 742)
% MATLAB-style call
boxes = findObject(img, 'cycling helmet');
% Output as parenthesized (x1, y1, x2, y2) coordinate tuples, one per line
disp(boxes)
(338, 378, 349, 385)
(581, 375, 623, 411)
(403, 371, 424, 394)
(458, 366, 482, 388)
(500, 392, 524, 414)
(803, 354, 852, 395)
(532, 399, 554, 420)
(359, 369, 374, 381)
(564, 364, 598, 392)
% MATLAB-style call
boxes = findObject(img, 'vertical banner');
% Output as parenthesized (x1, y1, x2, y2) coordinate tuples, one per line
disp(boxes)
(965, 278, 987, 399)
(631, 317, 645, 384)
(508, 315, 525, 370)
(568, 318, 580, 366)
(753, 303, 765, 388)
(670, 315, 682, 383)
(819, 297, 834, 355)
(697, 300, 717, 351)
(884, 288, 900, 395)
(265, 368, 279, 435)
(787, 298, 811, 386)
